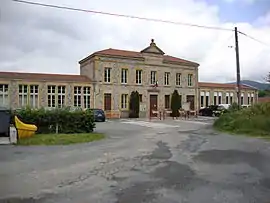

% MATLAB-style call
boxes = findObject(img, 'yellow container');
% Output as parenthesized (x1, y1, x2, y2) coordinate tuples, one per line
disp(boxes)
(14, 116, 37, 139)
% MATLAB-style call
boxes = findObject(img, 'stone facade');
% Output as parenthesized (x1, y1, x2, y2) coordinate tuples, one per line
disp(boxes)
(80, 40, 199, 118)
(0, 76, 92, 110)
(199, 84, 258, 108)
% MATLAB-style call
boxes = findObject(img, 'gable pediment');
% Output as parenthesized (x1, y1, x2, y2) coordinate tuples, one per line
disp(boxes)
(141, 39, 165, 55)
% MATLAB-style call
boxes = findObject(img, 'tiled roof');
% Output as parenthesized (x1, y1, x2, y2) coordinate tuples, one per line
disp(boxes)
(0, 72, 91, 82)
(258, 97, 270, 103)
(79, 48, 199, 66)
(199, 82, 257, 90)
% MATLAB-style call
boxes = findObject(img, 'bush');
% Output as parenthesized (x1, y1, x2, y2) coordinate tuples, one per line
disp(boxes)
(129, 91, 140, 118)
(214, 102, 270, 136)
(171, 90, 181, 117)
(11, 107, 95, 134)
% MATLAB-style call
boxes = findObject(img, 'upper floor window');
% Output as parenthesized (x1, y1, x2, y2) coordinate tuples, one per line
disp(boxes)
(136, 70, 142, 84)
(176, 73, 181, 86)
(104, 67, 111, 83)
(0, 84, 9, 107)
(164, 72, 170, 86)
(150, 71, 157, 85)
(187, 74, 193, 87)
(121, 69, 128, 84)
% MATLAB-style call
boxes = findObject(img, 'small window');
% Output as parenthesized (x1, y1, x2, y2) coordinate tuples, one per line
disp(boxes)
(136, 70, 142, 84)
(164, 72, 170, 86)
(187, 74, 193, 87)
(150, 71, 157, 85)
(176, 73, 181, 86)
(104, 67, 111, 83)
(121, 94, 128, 109)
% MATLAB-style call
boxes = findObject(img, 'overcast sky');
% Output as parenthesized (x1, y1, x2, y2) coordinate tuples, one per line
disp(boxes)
(0, 0, 269, 82)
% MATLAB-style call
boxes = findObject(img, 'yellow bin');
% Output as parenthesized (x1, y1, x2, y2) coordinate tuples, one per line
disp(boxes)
(14, 116, 37, 139)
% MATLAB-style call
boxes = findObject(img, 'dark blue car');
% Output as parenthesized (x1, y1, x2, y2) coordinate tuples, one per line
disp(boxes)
(91, 108, 106, 122)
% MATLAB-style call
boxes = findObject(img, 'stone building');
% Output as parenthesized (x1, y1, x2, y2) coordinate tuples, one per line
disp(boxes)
(0, 39, 258, 118)
(199, 82, 258, 108)
(79, 39, 199, 117)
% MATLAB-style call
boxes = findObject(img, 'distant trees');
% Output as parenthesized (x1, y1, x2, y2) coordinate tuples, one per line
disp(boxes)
(171, 90, 181, 117)
(129, 91, 140, 118)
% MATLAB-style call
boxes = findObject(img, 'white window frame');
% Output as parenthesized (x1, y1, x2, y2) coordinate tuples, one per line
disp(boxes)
(187, 74, 193, 87)
(241, 93, 244, 105)
(104, 67, 111, 83)
(0, 84, 9, 107)
(226, 92, 230, 104)
(164, 72, 170, 86)
(47, 85, 56, 108)
(213, 92, 217, 105)
(121, 94, 128, 109)
(150, 71, 157, 85)
(251, 93, 254, 104)
(218, 92, 222, 104)
(58, 86, 66, 108)
(121, 69, 128, 84)
(247, 93, 251, 105)
(230, 92, 234, 104)
(74, 86, 82, 107)
(19, 84, 28, 107)
(176, 73, 181, 86)
(136, 70, 142, 84)
(83, 86, 91, 109)
(29, 85, 39, 108)
(205, 92, 210, 107)
(200, 92, 205, 107)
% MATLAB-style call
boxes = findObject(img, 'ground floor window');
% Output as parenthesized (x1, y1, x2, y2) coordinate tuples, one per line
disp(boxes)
(0, 84, 9, 107)
(121, 94, 128, 109)
(165, 95, 170, 109)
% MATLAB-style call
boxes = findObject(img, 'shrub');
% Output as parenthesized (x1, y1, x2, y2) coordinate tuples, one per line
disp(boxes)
(12, 107, 95, 134)
(214, 102, 270, 136)
(171, 90, 181, 117)
(129, 91, 140, 118)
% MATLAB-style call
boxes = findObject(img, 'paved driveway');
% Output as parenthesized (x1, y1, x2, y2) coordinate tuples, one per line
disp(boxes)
(1, 117, 270, 203)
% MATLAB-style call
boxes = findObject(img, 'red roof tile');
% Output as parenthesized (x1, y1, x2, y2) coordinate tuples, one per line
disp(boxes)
(79, 48, 199, 66)
(199, 82, 257, 90)
(258, 97, 270, 103)
(0, 72, 91, 83)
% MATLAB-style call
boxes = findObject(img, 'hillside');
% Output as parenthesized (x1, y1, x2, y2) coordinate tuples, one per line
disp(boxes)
(228, 80, 269, 90)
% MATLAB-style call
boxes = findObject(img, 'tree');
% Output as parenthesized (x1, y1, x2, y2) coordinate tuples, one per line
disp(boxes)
(266, 72, 270, 83)
(171, 90, 181, 117)
(258, 90, 267, 98)
(129, 91, 140, 118)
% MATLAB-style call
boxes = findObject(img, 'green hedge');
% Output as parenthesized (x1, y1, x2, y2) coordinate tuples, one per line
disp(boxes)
(214, 102, 270, 136)
(11, 107, 95, 134)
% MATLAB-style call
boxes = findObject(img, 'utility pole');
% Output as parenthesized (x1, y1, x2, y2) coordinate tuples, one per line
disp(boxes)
(234, 27, 241, 109)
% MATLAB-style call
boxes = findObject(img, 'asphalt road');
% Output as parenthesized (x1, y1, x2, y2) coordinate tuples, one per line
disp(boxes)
(1, 117, 270, 203)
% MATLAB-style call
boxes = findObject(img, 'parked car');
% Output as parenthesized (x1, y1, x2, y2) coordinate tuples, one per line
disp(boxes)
(199, 105, 219, 117)
(213, 104, 230, 117)
(91, 108, 106, 122)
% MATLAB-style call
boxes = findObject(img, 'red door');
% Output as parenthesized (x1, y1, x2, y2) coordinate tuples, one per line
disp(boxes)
(104, 93, 112, 110)
(150, 95, 158, 117)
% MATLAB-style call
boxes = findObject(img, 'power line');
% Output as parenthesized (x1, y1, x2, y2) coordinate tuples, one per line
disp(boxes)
(238, 31, 270, 48)
(12, 0, 233, 32)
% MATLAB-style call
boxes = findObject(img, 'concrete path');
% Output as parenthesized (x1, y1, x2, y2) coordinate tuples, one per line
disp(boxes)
(1, 118, 270, 203)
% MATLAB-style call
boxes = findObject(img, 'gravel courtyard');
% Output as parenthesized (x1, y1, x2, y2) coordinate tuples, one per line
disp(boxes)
(1, 117, 270, 203)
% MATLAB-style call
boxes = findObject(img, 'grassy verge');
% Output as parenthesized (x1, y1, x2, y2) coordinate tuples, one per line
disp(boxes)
(17, 133, 105, 145)
(213, 102, 270, 140)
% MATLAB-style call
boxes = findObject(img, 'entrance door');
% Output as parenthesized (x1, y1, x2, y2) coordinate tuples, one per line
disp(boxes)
(186, 95, 195, 110)
(104, 93, 112, 110)
(150, 95, 158, 117)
